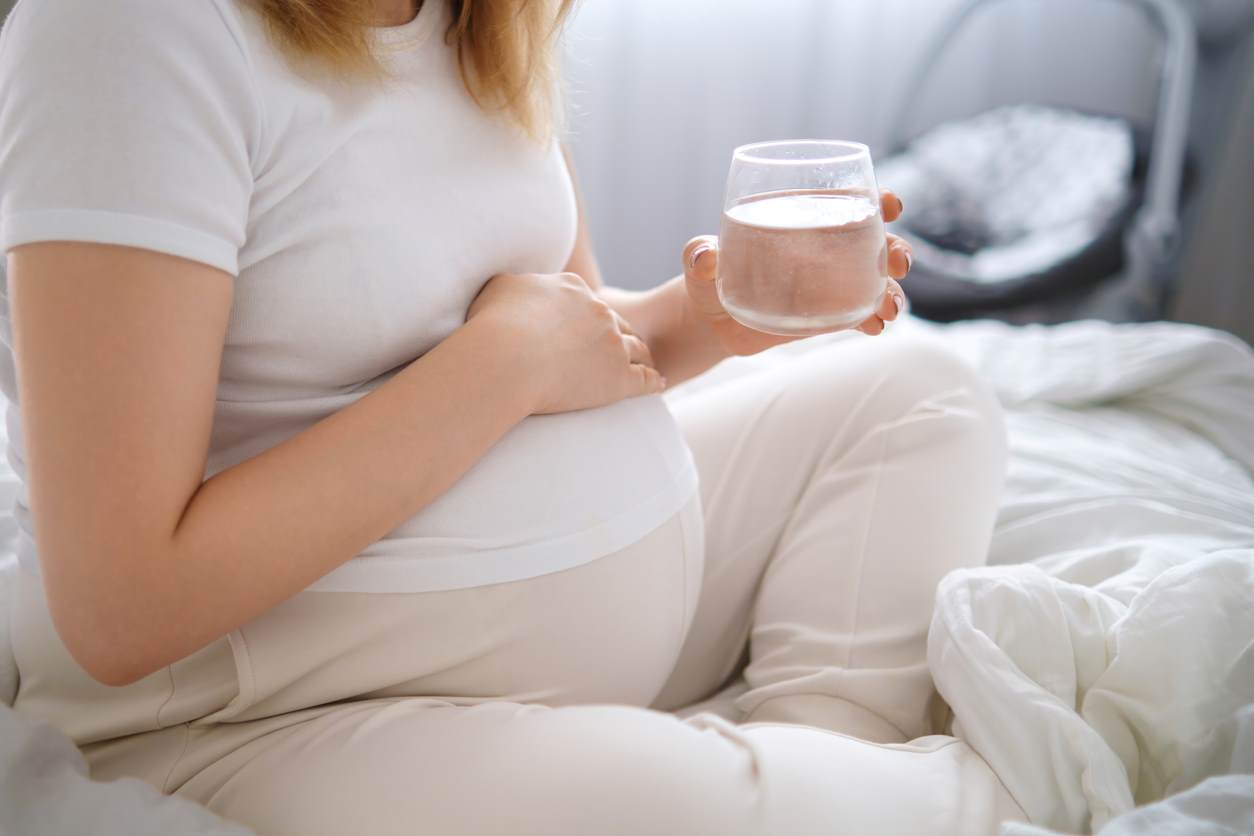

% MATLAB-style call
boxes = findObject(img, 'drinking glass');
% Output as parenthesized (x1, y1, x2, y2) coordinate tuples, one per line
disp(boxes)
(716, 140, 889, 336)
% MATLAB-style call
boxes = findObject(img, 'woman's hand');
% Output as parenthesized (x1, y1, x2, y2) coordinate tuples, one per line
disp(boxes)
(681, 189, 914, 357)
(467, 271, 666, 414)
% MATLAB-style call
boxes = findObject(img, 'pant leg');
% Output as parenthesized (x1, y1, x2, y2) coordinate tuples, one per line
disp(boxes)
(171, 695, 1025, 836)
(83, 495, 705, 792)
(653, 334, 1007, 743)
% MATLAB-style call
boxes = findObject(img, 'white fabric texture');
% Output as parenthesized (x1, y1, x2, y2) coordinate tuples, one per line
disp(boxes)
(1006, 704, 1252, 836)
(0, 0, 696, 594)
(0, 703, 252, 836)
(0, 556, 15, 708)
(0, 317, 1252, 833)
(667, 317, 1254, 834)
(922, 319, 1254, 834)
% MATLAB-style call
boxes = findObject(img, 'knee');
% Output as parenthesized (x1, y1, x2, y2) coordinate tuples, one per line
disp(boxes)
(801, 334, 999, 418)
(877, 336, 996, 407)
(815, 335, 1007, 474)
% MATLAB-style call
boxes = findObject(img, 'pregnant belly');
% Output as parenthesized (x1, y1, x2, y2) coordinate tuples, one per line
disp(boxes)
(311, 394, 698, 592)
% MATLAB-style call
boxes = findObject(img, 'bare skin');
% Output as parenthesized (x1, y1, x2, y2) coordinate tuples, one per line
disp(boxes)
(9, 11, 912, 689)
(559, 146, 913, 384)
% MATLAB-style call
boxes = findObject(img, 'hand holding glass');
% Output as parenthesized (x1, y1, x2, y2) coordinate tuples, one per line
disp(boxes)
(717, 140, 889, 336)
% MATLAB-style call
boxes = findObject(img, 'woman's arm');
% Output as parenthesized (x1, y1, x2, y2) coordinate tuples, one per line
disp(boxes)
(560, 146, 726, 386)
(11, 243, 539, 687)
(599, 280, 731, 388)
(561, 147, 915, 385)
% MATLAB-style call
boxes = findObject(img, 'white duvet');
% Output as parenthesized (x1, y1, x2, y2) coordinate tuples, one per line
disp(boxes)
(2, 316, 1253, 835)
(919, 319, 1254, 834)
(673, 317, 1254, 834)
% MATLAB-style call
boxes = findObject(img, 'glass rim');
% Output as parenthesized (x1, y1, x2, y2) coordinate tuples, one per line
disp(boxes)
(732, 139, 871, 165)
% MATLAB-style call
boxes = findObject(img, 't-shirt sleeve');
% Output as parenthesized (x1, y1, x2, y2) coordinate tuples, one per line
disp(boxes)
(0, 0, 261, 275)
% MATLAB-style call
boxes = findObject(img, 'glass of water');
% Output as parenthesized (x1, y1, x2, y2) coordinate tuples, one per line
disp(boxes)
(716, 140, 888, 336)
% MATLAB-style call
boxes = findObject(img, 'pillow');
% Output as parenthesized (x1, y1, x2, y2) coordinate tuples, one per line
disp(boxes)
(877, 104, 1136, 285)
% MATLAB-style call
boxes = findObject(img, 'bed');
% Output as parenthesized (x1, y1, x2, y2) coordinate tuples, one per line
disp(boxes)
(3, 315, 1253, 835)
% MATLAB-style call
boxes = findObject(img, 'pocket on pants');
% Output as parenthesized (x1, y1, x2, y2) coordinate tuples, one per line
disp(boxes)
(11, 568, 240, 744)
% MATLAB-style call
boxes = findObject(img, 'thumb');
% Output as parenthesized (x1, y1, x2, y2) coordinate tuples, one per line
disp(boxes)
(681, 235, 722, 318)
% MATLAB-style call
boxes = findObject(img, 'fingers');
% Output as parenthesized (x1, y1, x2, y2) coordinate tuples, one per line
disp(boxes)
(887, 234, 914, 280)
(858, 279, 907, 336)
(611, 309, 638, 338)
(611, 310, 654, 364)
(610, 309, 662, 393)
(682, 235, 724, 320)
(622, 333, 654, 367)
(857, 316, 886, 336)
(880, 190, 912, 284)
(880, 189, 904, 224)
(683, 235, 719, 281)
(627, 361, 667, 395)
(874, 278, 907, 322)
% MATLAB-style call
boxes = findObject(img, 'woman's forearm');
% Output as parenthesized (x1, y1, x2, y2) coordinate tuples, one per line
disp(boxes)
(559, 146, 727, 386)
(600, 278, 729, 386)
(102, 317, 534, 685)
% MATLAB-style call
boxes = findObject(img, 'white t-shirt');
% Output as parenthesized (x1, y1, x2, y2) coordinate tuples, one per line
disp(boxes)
(0, 0, 697, 593)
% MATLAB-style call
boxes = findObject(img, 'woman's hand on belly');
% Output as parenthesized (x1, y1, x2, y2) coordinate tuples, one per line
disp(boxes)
(467, 271, 667, 414)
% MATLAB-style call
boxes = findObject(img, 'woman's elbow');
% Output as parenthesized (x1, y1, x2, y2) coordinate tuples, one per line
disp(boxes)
(43, 569, 162, 688)
(58, 615, 158, 687)
(56, 622, 154, 687)
(77, 652, 151, 688)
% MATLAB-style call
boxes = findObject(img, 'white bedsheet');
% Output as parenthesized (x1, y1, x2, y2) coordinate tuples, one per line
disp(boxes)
(672, 317, 1254, 834)
(2, 316, 1252, 835)
(919, 320, 1254, 834)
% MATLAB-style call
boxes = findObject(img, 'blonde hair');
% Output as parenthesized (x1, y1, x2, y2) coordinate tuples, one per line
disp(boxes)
(252, 0, 574, 139)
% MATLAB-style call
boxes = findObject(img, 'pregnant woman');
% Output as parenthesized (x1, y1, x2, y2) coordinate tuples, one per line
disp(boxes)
(0, 0, 1021, 833)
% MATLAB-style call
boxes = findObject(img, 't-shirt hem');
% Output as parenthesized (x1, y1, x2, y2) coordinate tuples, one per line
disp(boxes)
(12, 458, 701, 595)
(303, 458, 700, 594)
(2, 209, 239, 276)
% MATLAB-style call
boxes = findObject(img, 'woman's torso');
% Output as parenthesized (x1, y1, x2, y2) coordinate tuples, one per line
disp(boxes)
(0, 0, 695, 744)
(1, 0, 696, 596)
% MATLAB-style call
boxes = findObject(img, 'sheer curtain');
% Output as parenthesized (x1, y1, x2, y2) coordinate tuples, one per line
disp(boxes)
(562, 0, 1161, 289)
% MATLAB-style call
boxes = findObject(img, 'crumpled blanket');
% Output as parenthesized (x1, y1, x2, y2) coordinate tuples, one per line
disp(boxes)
(917, 319, 1254, 834)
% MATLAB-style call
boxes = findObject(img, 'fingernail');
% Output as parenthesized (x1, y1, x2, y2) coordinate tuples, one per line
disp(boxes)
(659, 376, 669, 389)
(688, 245, 711, 270)
(904, 250, 913, 272)
(892, 293, 906, 315)
(897, 196, 904, 215)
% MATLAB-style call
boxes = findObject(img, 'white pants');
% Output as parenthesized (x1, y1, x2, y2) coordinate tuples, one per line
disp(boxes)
(33, 334, 1023, 834)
